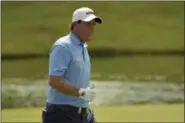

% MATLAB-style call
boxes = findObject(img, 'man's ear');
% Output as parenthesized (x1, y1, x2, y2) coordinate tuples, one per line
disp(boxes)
(72, 20, 82, 30)
(74, 22, 78, 27)
(71, 22, 77, 30)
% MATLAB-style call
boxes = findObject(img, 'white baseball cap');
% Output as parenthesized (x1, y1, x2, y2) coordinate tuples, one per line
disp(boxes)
(72, 7, 102, 24)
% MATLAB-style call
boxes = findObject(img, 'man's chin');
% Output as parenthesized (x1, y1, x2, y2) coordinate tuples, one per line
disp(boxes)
(87, 36, 93, 41)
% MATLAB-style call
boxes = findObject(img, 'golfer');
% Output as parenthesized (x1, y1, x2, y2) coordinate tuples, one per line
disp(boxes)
(42, 7, 102, 123)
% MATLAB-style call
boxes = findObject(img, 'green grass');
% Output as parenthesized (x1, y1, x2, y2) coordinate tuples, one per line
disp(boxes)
(2, 104, 184, 122)
(2, 56, 184, 82)
(2, 1, 184, 54)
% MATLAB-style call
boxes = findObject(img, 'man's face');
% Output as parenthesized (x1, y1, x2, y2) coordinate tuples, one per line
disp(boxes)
(77, 20, 96, 42)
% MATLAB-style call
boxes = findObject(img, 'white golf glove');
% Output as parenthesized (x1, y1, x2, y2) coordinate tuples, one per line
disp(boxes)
(78, 84, 96, 102)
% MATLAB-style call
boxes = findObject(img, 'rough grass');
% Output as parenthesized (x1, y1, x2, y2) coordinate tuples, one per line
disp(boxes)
(2, 1, 184, 54)
(2, 104, 184, 122)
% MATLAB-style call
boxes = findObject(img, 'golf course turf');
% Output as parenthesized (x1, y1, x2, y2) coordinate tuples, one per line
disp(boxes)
(2, 104, 184, 122)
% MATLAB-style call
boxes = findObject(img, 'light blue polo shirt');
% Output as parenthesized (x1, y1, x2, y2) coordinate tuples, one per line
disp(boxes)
(47, 32, 91, 108)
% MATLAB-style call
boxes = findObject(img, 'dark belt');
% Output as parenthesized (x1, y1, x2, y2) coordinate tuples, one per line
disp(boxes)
(46, 103, 88, 114)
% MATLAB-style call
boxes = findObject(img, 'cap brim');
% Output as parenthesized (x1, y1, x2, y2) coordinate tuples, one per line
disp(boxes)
(83, 14, 102, 24)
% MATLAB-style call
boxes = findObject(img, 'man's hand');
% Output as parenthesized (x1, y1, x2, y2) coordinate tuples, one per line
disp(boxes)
(79, 84, 96, 102)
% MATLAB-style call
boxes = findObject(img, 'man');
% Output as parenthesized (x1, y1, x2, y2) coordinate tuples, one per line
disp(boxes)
(42, 7, 102, 123)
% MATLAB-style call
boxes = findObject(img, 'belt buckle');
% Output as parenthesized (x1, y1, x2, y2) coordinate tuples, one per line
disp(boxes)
(78, 107, 82, 114)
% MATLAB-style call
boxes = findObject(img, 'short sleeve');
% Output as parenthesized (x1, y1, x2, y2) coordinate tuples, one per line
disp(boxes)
(48, 45, 72, 77)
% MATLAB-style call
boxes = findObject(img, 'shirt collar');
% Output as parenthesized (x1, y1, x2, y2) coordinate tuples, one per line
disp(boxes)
(69, 32, 88, 47)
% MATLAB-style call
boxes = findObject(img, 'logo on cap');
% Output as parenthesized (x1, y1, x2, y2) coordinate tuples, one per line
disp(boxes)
(86, 11, 95, 15)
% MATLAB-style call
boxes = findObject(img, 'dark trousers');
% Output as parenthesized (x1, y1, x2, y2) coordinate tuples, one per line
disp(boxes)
(42, 104, 96, 123)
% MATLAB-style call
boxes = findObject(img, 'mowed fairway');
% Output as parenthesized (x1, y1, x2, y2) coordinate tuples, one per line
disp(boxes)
(2, 104, 184, 122)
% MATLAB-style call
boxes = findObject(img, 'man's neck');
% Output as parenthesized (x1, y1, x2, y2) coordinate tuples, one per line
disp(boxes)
(72, 31, 85, 43)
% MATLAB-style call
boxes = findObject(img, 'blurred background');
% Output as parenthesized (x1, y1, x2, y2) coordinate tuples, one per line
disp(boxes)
(1, 1, 184, 122)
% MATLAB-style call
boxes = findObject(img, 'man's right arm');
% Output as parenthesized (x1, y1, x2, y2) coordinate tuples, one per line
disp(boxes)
(49, 75, 80, 97)
(48, 45, 80, 97)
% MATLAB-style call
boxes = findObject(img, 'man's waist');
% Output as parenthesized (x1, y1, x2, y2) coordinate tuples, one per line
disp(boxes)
(46, 103, 89, 114)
